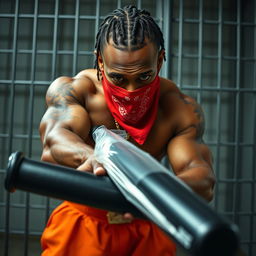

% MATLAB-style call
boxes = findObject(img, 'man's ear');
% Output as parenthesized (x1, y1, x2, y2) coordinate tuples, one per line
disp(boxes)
(157, 49, 165, 72)
(97, 52, 104, 71)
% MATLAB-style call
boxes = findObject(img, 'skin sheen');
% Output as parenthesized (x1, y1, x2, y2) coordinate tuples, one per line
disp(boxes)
(40, 41, 215, 209)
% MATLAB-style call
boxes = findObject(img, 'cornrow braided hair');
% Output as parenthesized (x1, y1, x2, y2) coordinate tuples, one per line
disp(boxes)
(94, 5, 166, 80)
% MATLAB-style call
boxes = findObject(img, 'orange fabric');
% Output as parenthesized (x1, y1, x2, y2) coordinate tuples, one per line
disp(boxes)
(41, 201, 176, 256)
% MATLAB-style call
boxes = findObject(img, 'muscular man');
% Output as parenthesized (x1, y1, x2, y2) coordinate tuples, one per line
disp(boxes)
(39, 5, 215, 256)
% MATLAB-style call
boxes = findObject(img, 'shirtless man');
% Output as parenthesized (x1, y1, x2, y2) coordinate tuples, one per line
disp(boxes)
(39, 5, 215, 256)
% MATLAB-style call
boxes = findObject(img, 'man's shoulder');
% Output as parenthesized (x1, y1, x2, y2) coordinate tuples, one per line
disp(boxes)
(74, 69, 98, 83)
(159, 77, 200, 112)
(73, 69, 100, 92)
(159, 77, 204, 138)
(50, 69, 99, 94)
(159, 77, 183, 109)
(160, 77, 180, 93)
(46, 69, 100, 106)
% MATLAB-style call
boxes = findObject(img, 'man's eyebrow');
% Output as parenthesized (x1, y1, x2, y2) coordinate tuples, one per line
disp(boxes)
(108, 72, 124, 77)
(139, 70, 153, 76)
(107, 70, 153, 77)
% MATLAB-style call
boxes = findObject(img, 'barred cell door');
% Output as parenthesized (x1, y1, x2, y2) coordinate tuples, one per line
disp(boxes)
(0, 0, 255, 255)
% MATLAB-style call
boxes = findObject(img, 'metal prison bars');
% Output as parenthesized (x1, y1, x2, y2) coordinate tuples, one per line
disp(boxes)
(0, 0, 255, 255)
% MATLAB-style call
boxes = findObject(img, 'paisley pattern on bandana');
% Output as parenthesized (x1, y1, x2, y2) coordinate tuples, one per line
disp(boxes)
(111, 87, 151, 123)
(102, 72, 160, 145)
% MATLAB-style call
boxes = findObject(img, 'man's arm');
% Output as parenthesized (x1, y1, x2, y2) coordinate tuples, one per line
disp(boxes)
(39, 76, 104, 174)
(167, 96, 215, 202)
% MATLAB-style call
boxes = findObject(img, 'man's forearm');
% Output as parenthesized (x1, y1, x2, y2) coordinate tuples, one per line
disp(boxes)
(41, 127, 93, 168)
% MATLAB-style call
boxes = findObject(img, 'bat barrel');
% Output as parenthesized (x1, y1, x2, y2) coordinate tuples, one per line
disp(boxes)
(92, 126, 240, 256)
(138, 172, 239, 256)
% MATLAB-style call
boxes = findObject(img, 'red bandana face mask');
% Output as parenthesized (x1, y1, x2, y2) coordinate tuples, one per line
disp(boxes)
(102, 72, 160, 145)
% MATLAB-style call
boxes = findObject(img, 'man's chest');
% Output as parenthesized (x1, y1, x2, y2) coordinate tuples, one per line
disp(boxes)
(86, 93, 175, 159)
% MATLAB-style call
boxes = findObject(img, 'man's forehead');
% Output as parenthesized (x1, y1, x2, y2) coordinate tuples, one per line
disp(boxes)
(101, 41, 159, 67)
(105, 36, 155, 51)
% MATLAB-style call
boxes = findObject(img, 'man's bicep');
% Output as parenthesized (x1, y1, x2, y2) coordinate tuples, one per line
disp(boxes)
(41, 76, 90, 138)
(63, 104, 91, 140)
(41, 104, 91, 141)
(167, 134, 213, 176)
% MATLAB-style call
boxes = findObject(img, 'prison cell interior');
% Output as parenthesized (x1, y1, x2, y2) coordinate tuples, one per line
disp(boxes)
(0, 0, 255, 255)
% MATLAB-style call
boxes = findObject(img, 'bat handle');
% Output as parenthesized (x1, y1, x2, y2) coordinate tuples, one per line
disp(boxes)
(5, 151, 143, 216)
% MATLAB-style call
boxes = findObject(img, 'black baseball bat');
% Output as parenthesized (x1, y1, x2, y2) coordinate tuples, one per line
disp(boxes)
(5, 126, 240, 256)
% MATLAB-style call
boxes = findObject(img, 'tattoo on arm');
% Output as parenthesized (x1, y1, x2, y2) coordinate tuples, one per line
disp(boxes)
(47, 82, 80, 108)
(180, 96, 205, 143)
(44, 82, 80, 122)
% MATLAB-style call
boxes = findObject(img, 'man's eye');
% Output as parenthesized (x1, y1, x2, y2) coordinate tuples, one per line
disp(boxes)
(112, 77, 124, 83)
(140, 75, 151, 81)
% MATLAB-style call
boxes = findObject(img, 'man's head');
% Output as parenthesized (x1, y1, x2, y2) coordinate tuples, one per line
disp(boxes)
(94, 5, 165, 85)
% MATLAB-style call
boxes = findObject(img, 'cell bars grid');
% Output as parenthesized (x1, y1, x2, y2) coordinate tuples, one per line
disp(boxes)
(170, 0, 256, 255)
(0, 0, 255, 255)
(0, 0, 166, 255)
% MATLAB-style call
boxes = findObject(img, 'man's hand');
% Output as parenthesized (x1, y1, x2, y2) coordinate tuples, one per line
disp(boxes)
(77, 154, 135, 222)
(77, 155, 106, 176)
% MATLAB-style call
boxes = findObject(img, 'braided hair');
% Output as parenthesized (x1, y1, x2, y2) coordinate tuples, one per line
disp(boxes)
(94, 5, 166, 80)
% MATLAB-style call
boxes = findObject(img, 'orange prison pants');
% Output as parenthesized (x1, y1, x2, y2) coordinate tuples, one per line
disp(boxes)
(41, 201, 176, 256)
